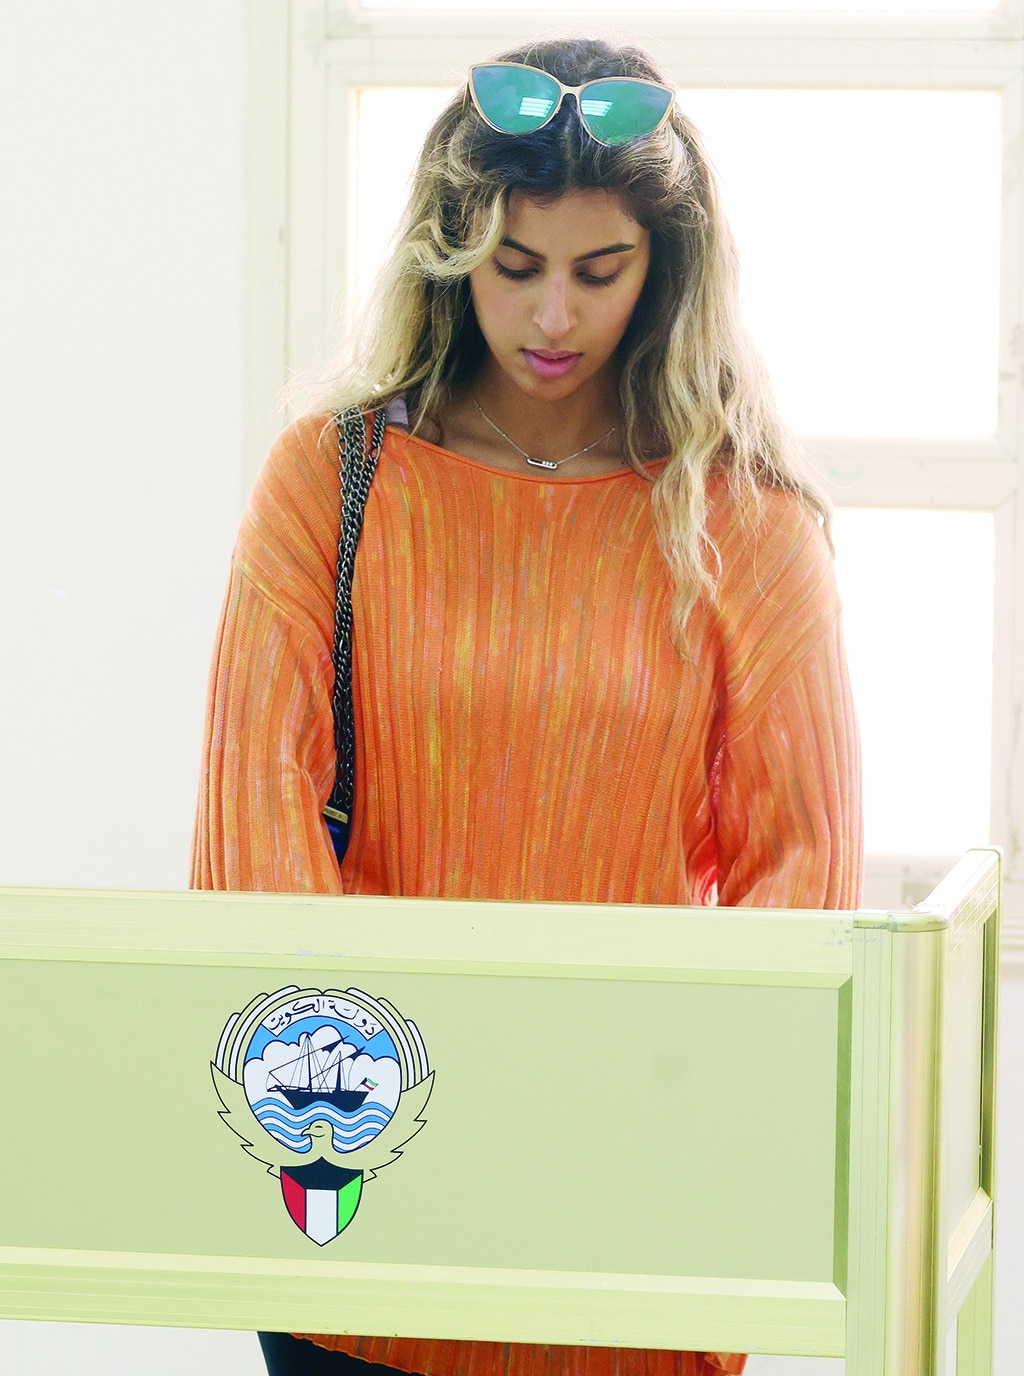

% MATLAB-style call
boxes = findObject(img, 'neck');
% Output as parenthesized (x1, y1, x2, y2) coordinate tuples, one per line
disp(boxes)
(471, 363, 621, 464)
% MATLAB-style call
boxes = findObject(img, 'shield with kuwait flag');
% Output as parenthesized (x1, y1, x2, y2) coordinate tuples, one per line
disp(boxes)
(281, 1160, 364, 1246)
(212, 984, 433, 1245)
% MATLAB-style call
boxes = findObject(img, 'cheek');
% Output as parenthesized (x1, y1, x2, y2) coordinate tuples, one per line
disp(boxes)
(617, 293, 641, 330)
(470, 276, 517, 344)
(603, 283, 646, 343)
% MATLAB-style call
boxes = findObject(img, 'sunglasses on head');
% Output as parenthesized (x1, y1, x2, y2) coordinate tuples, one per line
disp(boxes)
(468, 62, 674, 148)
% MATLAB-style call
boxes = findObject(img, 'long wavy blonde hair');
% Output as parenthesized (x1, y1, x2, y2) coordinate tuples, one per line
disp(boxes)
(300, 34, 830, 644)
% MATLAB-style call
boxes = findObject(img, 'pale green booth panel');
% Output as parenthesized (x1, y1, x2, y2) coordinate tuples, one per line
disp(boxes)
(0, 850, 999, 1376)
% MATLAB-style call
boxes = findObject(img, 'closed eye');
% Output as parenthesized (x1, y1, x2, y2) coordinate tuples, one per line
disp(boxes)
(492, 261, 622, 288)
(492, 261, 535, 281)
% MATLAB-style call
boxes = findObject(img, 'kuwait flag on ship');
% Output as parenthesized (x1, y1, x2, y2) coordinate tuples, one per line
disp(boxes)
(281, 1160, 363, 1245)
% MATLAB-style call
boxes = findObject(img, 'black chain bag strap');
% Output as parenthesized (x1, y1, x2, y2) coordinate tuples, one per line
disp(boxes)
(323, 405, 388, 864)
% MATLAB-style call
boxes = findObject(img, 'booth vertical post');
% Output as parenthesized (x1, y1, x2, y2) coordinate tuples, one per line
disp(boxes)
(945, 851, 1001, 1376)
(955, 1253, 994, 1376)
(847, 849, 1001, 1376)
(847, 917, 945, 1375)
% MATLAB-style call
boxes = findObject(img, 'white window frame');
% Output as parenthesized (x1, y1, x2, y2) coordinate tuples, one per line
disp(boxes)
(245, 0, 1024, 956)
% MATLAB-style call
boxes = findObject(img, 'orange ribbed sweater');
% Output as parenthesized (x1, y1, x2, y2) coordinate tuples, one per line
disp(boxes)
(192, 414, 862, 1376)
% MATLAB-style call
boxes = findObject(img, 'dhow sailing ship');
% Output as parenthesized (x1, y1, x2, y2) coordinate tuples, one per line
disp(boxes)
(268, 1034, 378, 1112)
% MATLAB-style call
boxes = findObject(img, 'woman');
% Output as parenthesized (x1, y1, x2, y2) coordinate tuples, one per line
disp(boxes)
(193, 32, 862, 1376)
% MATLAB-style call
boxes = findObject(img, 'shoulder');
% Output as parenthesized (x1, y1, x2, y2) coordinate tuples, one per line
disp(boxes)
(709, 478, 832, 594)
(708, 478, 836, 621)
(232, 412, 342, 636)
(706, 478, 842, 708)
(243, 412, 340, 552)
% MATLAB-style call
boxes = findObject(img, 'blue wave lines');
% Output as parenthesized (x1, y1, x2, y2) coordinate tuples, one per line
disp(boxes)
(252, 1097, 394, 1154)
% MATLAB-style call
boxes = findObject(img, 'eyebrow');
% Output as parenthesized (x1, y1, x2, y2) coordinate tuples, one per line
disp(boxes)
(499, 237, 637, 264)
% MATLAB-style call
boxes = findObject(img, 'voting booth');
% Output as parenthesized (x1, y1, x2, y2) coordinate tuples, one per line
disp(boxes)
(0, 849, 1000, 1375)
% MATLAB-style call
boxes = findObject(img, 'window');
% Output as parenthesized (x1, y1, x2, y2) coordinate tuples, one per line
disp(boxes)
(362, 0, 1002, 12)
(248, 0, 1024, 942)
(832, 508, 995, 857)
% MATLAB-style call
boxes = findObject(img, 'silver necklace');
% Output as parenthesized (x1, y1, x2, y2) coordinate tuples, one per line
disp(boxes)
(472, 396, 617, 471)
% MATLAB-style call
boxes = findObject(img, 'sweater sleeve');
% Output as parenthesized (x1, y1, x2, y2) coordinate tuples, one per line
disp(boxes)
(191, 415, 344, 894)
(712, 490, 863, 910)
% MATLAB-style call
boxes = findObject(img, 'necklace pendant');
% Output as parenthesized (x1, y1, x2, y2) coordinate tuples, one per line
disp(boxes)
(526, 456, 559, 470)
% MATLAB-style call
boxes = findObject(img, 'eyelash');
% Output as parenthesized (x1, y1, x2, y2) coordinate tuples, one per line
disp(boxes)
(492, 261, 620, 288)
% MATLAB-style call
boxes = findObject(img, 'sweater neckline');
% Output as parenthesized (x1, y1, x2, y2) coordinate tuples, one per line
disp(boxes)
(391, 426, 668, 484)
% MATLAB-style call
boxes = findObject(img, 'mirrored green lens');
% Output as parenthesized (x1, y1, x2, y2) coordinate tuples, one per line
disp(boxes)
(471, 65, 561, 134)
(578, 80, 672, 146)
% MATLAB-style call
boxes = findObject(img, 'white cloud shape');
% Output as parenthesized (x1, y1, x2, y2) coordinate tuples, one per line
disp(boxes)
(244, 1028, 400, 1113)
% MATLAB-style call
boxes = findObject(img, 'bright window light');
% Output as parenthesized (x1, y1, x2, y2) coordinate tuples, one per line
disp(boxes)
(680, 89, 1001, 439)
(520, 98, 555, 116)
(354, 88, 454, 310)
(360, 1, 998, 11)
(356, 88, 1000, 439)
(832, 508, 994, 856)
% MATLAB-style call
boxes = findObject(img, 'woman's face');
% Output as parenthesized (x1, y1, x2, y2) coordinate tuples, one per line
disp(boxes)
(469, 188, 651, 403)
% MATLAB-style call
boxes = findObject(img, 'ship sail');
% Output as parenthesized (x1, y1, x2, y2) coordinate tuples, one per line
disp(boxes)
(268, 1034, 370, 1113)
(315, 1040, 350, 1092)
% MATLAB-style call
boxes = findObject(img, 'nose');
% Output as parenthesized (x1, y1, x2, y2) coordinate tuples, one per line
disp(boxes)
(534, 275, 574, 340)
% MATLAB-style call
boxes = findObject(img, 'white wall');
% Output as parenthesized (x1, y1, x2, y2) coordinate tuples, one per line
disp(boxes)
(0, 0, 248, 893)
(0, 5, 1019, 1374)
(0, 1, 262, 1371)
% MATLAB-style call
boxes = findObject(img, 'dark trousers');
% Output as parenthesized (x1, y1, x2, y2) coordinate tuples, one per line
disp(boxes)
(258, 1333, 419, 1376)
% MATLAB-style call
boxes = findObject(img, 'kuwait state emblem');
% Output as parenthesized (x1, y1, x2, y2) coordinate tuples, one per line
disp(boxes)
(212, 985, 432, 1245)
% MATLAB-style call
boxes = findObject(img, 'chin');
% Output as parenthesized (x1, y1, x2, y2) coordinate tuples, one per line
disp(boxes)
(514, 358, 600, 399)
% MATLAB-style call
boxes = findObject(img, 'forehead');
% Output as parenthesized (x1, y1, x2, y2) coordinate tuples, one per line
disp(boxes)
(504, 188, 646, 253)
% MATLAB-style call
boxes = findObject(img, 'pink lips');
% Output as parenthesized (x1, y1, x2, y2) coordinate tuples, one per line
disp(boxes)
(522, 349, 581, 381)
